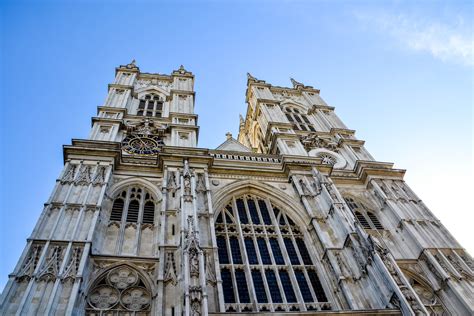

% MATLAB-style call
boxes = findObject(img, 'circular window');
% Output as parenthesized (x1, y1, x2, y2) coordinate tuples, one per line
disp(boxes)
(308, 148, 347, 169)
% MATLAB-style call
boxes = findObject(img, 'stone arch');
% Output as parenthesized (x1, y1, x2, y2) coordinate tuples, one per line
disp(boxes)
(212, 180, 332, 312)
(401, 269, 447, 315)
(212, 180, 309, 228)
(108, 177, 161, 201)
(134, 85, 170, 98)
(85, 263, 154, 314)
(280, 99, 308, 113)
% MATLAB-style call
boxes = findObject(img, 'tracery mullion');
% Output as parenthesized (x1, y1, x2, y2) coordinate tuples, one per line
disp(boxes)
(258, 198, 276, 311)
(300, 267, 318, 304)
(231, 196, 256, 311)
(281, 215, 307, 310)
(223, 206, 239, 308)
(135, 186, 146, 256)
(266, 202, 293, 310)
(117, 187, 132, 255)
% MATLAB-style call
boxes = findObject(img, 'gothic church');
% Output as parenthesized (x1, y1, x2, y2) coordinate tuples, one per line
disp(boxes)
(1, 62, 472, 315)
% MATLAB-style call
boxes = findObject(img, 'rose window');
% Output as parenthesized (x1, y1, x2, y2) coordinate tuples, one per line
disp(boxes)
(318, 153, 337, 166)
(86, 266, 151, 315)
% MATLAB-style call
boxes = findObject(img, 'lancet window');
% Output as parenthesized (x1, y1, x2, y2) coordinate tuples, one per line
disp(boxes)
(215, 195, 329, 312)
(137, 94, 163, 117)
(344, 197, 384, 230)
(103, 186, 157, 256)
(110, 187, 156, 225)
(284, 107, 316, 132)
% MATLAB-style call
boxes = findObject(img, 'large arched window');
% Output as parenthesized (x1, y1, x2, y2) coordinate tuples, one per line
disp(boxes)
(216, 195, 329, 312)
(85, 265, 152, 315)
(344, 197, 384, 230)
(103, 186, 157, 256)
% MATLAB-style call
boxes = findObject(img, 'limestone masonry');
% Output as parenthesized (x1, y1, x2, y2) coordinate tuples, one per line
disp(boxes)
(1, 61, 472, 315)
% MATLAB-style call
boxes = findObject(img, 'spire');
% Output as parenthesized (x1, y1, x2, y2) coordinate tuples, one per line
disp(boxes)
(239, 114, 245, 124)
(247, 72, 256, 81)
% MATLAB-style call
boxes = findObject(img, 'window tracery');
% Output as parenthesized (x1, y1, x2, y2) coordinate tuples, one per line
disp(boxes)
(344, 197, 384, 230)
(110, 187, 156, 225)
(137, 94, 163, 117)
(215, 195, 329, 312)
(85, 265, 151, 315)
(283, 107, 316, 132)
(104, 185, 157, 256)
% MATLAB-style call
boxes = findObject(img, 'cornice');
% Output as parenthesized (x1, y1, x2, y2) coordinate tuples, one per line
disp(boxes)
(169, 89, 196, 96)
(91, 117, 122, 126)
(96, 106, 127, 115)
(108, 83, 133, 91)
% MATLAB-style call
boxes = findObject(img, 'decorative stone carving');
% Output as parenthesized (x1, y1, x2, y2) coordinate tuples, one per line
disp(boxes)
(88, 285, 120, 310)
(121, 287, 151, 311)
(195, 174, 207, 193)
(125, 118, 166, 136)
(86, 265, 151, 313)
(185, 216, 203, 315)
(301, 134, 338, 152)
(299, 178, 314, 197)
(167, 171, 179, 193)
(17, 245, 42, 281)
(108, 266, 139, 289)
(92, 165, 107, 186)
(164, 252, 178, 286)
(135, 78, 171, 90)
(61, 164, 76, 184)
(205, 251, 216, 285)
(37, 245, 63, 282)
(183, 161, 193, 202)
(62, 247, 82, 282)
(75, 164, 92, 185)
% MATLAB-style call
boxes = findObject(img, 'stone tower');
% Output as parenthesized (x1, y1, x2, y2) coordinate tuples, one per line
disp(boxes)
(1, 63, 472, 315)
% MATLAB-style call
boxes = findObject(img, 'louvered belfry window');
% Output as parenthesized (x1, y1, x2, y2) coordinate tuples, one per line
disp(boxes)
(284, 107, 316, 132)
(344, 197, 384, 230)
(109, 186, 156, 225)
(215, 195, 329, 312)
(137, 94, 163, 117)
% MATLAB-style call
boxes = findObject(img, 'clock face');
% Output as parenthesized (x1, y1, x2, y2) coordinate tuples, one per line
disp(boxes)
(121, 134, 164, 155)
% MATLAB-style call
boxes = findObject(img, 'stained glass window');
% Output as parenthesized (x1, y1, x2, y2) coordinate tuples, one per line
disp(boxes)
(252, 269, 268, 303)
(215, 195, 329, 311)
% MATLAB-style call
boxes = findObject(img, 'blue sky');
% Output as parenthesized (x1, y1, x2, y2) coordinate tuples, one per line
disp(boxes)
(0, 0, 472, 290)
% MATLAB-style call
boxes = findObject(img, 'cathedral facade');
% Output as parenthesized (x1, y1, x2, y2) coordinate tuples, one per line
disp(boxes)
(1, 62, 472, 315)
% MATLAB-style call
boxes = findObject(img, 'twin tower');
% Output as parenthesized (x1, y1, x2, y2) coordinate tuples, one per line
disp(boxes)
(1, 61, 472, 315)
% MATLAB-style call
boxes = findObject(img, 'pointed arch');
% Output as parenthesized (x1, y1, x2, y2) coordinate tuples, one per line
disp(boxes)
(212, 180, 331, 312)
(401, 269, 447, 314)
(212, 180, 309, 228)
(343, 195, 384, 230)
(134, 85, 170, 97)
(108, 177, 161, 201)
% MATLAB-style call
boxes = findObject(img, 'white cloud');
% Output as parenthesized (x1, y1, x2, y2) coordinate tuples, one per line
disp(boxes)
(355, 11, 474, 66)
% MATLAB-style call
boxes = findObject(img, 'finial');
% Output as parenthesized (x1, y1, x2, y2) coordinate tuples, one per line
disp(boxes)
(290, 77, 303, 88)
(239, 114, 245, 123)
(126, 59, 137, 69)
(247, 72, 256, 80)
(177, 65, 187, 74)
(226, 132, 233, 139)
